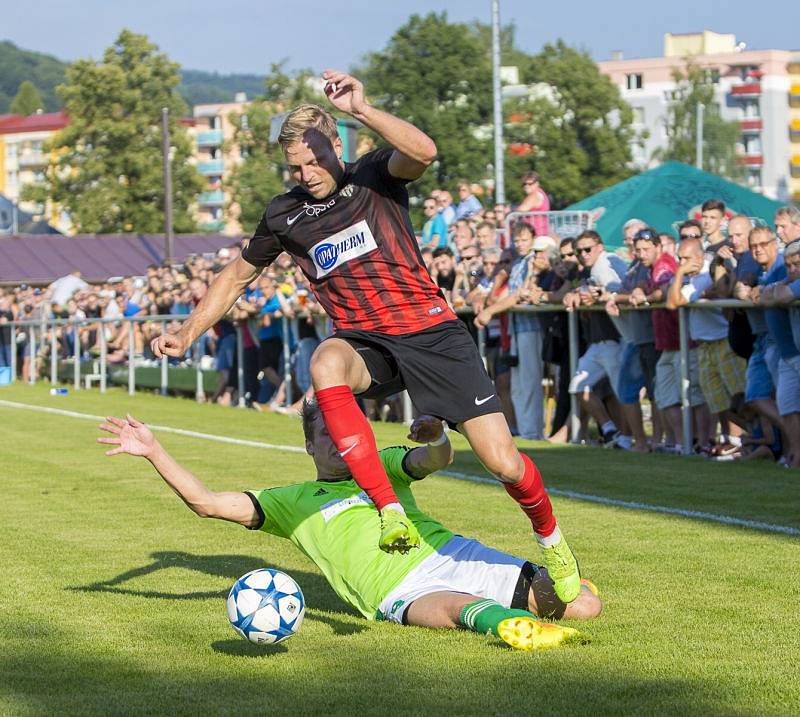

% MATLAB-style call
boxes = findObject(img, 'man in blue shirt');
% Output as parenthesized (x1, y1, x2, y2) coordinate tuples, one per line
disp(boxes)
(420, 196, 449, 250)
(758, 236, 800, 468)
(454, 181, 482, 221)
(732, 221, 782, 436)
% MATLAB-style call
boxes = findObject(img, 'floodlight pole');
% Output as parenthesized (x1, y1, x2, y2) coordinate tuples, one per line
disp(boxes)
(695, 102, 704, 170)
(491, 0, 505, 205)
(161, 107, 174, 264)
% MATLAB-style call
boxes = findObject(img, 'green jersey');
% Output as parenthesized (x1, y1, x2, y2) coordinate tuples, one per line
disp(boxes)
(247, 446, 454, 619)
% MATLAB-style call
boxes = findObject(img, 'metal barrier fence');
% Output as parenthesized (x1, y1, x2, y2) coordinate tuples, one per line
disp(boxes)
(502, 210, 594, 247)
(3, 313, 294, 411)
(3, 300, 796, 456)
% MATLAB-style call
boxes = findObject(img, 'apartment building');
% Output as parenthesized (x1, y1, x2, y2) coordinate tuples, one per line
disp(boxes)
(190, 94, 250, 235)
(0, 110, 70, 232)
(598, 31, 800, 201)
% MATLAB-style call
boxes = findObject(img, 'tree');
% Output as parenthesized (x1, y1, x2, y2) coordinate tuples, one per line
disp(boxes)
(226, 63, 328, 229)
(24, 30, 204, 234)
(518, 41, 637, 206)
(10, 81, 44, 115)
(360, 13, 494, 204)
(0, 41, 66, 113)
(359, 17, 636, 213)
(654, 61, 742, 180)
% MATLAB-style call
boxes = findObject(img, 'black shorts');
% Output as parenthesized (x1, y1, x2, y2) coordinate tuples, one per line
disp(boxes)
(259, 338, 282, 372)
(638, 342, 661, 402)
(331, 320, 502, 428)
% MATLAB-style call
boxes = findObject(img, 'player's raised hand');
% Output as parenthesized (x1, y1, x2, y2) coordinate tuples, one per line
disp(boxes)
(322, 70, 367, 116)
(97, 414, 157, 458)
(150, 332, 190, 359)
(407, 415, 445, 444)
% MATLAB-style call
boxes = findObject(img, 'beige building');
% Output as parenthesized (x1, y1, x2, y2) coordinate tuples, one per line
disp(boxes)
(598, 31, 800, 202)
(0, 110, 71, 233)
(190, 95, 250, 235)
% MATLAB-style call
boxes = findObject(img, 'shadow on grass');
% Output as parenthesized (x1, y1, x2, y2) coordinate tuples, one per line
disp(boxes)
(0, 646, 744, 717)
(210, 640, 289, 658)
(69, 550, 364, 636)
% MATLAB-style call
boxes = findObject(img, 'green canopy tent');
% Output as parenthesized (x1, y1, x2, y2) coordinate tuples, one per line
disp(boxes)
(566, 161, 785, 251)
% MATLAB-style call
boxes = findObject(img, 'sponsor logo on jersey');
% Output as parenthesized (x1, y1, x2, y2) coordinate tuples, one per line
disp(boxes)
(428, 306, 443, 315)
(339, 183, 355, 198)
(286, 198, 337, 226)
(319, 491, 373, 522)
(309, 220, 378, 278)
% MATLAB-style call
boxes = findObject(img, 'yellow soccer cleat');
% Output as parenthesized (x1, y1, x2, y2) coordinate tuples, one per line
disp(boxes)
(379, 509, 420, 554)
(497, 616, 588, 651)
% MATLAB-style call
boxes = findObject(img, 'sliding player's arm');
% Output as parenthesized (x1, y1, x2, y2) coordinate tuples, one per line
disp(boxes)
(97, 415, 260, 528)
(402, 415, 453, 479)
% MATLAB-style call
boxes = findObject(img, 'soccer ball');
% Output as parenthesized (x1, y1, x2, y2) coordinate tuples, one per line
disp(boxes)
(226, 568, 305, 644)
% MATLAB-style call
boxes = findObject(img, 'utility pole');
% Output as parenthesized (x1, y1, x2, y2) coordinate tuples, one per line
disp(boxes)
(491, 0, 505, 205)
(696, 102, 704, 170)
(161, 107, 174, 264)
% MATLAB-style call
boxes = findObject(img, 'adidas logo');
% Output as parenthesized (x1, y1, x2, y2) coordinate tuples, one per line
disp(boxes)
(313, 488, 328, 497)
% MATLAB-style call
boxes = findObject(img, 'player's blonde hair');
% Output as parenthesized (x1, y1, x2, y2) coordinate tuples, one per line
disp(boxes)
(278, 104, 339, 149)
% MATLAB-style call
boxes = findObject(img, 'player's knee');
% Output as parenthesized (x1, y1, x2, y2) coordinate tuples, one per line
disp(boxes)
(485, 448, 525, 484)
(310, 344, 350, 386)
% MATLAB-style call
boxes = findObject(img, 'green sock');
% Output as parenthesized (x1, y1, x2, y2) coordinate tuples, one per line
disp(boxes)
(459, 599, 536, 637)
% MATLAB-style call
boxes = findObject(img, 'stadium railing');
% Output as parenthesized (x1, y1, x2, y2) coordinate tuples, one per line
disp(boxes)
(5, 300, 797, 456)
(4, 314, 295, 409)
(501, 210, 594, 247)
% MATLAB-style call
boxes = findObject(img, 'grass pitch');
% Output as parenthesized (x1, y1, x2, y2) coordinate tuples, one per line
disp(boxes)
(0, 383, 798, 716)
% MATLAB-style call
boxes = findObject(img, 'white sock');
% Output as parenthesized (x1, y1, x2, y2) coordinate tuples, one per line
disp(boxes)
(729, 435, 742, 447)
(602, 421, 617, 435)
(535, 525, 562, 548)
(382, 502, 405, 515)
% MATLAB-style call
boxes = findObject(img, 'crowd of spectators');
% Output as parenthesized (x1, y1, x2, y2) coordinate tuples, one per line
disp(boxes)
(2, 175, 800, 468)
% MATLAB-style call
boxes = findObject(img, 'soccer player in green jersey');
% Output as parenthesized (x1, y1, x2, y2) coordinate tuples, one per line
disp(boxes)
(97, 407, 600, 651)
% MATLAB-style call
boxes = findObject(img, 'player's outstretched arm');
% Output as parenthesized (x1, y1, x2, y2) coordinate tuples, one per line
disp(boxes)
(322, 69, 436, 181)
(151, 256, 260, 359)
(403, 415, 453, 479)
(97, 415, 261, 528)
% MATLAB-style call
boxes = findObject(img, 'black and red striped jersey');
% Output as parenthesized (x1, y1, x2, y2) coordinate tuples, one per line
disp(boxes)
(241, 148, 455, 335)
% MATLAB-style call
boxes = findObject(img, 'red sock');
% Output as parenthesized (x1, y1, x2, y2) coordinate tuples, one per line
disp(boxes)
(503, 453, 557, 538)
(315, 385, 399, 511)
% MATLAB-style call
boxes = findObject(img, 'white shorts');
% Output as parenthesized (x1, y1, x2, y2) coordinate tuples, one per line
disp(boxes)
(377, 536, 525, 624)
(569, 340, 622, 396)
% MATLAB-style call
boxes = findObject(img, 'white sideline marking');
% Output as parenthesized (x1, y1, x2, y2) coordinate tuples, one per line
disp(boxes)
(0, 399, 306, 454)
(1, 399, 798, 537)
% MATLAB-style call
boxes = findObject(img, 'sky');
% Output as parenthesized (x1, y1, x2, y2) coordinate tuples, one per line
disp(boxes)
(2, 0, 797, 75)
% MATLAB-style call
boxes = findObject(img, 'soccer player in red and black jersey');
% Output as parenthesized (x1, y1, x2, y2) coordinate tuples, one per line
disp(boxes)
(152, 70, 581, 603)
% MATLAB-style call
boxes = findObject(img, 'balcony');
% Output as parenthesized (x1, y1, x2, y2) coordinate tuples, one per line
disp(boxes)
(738, 154, 763, 166)
(197, 159, 224, 175)
(791, 84, 800, 99)
(196, 130, 223, 147)
(792, 119, 800, 141)
(197, 190, 225, 206)
(792, 154, 800, 168)
(739, 119, 762, 133)
(730, 83, 761, 97)
(17, 152, 47, 168)
(199, 219, 226, 232)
